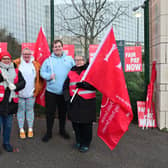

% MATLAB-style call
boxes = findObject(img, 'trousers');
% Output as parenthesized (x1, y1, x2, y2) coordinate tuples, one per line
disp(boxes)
(45, 90, 67, 136)
(0, 114, 13, 144)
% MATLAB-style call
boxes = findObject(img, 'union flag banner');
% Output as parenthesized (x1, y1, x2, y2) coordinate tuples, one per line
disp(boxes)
(63, 44, 75, 58)
(84, 27, 133, 150)
(0, 42, 7, 53)
(137, 101, 157, 128)
(125, 46, 142, 72)
(89, 44, 98, 63)
(34, 27, 50, 107)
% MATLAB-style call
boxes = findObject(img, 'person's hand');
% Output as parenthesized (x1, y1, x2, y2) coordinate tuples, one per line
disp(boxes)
(8, 83, 16, 91)
(50, 74, 55, 80)
(1, 72, 8, 81)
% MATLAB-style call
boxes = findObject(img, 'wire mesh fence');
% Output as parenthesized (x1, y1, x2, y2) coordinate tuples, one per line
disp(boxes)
(0, 0, 144, 58)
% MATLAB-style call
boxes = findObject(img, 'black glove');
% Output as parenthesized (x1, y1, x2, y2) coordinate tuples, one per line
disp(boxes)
(76, 82, 85, 88)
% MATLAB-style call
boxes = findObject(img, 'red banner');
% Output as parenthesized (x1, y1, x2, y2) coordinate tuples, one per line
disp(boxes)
(89, 45, 98, 63)
(34, 27, 50, 65)
(125, 46, 142, 72)
(34, 27, 50, 107)
(22, 43, 35, 56)
(137, 101, 157, 128)
(0, 42, 7, 53)
(84, 27, 133, 150)
(63, 45, 74, 58)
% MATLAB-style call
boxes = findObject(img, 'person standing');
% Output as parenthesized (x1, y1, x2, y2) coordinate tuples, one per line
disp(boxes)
(40, 40, 75, 142)
(63, 55, 96, 152)
(14, 48, 43, 139)
(0, 51, 25, 152)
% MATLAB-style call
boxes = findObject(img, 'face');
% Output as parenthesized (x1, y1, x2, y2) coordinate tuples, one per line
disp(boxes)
(74, 56, 85, 67)
(52, 42, 63, 57)
(22, 49, 32, 63)
(1, 56, 11, 65)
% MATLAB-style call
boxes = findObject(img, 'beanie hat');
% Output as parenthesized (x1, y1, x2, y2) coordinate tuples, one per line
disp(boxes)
(0, 51, 12, 60)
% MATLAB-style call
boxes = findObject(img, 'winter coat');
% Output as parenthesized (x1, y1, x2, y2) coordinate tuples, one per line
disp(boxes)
(0, 63, 25, 116)
(14, 58, 44, 97)
(40, 52, 75, 95)
(63, 64, 96, 123)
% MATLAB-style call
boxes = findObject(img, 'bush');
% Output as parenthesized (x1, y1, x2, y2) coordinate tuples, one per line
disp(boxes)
(125, 72, 145, 122)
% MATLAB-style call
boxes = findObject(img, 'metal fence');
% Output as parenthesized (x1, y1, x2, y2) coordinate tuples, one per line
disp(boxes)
(0, 0, 144, 58)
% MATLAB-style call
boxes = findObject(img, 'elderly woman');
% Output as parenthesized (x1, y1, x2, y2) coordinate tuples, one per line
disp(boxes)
(63, 56, 96, 153)
(14, 48, 43, 139)
(0, 51, 25, 152)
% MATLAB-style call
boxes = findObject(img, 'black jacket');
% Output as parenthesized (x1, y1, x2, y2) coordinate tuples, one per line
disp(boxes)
(0, 63, 25, 116)
(63, 64, 96, 123)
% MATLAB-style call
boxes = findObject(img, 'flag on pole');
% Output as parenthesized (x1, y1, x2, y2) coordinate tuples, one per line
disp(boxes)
(34, 27, 50, 107)
(84, 27, 133, 150)
(144, 61, 156, 129)
(34, 27, 50, 65)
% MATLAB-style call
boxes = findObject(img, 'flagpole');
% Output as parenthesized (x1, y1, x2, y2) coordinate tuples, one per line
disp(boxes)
(70, 25, 113, 103)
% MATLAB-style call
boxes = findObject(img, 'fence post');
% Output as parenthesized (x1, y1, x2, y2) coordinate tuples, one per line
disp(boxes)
(144, 0, 150, 95)
(50, 0, 54, 51)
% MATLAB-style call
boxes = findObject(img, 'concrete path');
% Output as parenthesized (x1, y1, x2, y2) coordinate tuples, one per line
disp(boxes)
(0, 117, 168, 168)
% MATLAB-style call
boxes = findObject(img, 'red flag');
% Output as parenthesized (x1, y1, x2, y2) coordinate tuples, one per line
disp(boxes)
(84, 27, 133, 150)
(34, 27, 50, 65)
(34, 27, 50, 106)
(144, 61, 157, 128)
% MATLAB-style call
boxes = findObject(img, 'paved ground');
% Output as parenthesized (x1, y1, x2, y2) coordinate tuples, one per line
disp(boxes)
(0, 117, 168, 168)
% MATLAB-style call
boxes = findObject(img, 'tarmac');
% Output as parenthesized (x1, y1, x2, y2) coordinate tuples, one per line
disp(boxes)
(0, 117, 168, 168)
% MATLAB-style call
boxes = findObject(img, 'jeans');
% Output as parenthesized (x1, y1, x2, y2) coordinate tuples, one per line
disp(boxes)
(0, 114, 13, 145)
(17, 97, 35, 129)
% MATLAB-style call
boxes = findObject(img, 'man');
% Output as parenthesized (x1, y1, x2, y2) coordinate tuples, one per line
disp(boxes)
(40, 40, 75, 142)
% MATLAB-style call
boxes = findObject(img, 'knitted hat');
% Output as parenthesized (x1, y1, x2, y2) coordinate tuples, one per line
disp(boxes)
(0, 51, 12, 60)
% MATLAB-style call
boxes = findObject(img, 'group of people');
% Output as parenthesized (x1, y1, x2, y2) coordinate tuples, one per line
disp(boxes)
(0, 39, 96, 153)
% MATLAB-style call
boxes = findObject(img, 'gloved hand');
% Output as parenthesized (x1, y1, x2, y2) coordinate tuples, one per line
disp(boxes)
(8, 83, 16, 91)
(76, 82, 85, 88)
(1, 72, 8, 81)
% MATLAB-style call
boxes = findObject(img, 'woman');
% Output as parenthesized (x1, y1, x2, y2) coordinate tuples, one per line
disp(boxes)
(63, 55, 96, 153)
(14, 48, 43, 139)
(0, 51, 25, 152)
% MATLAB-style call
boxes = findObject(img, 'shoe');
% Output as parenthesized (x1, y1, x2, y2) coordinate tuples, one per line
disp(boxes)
(28, 131, 33, 138)
(20, 131, 26, 139)
(79, 146, 89, 153)
(3, 144, 13, 152)
(42, 134, 52, 142)
(73, 143, 80, 149)
(59, 131, 70, 139)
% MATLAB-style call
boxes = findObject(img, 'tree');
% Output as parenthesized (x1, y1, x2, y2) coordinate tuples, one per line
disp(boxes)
(0, 28, 21, 59)
(57, 0, 128, 58)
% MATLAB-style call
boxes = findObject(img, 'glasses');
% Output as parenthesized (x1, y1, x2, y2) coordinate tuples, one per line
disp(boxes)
(23, 53, 31, 56)
(2, 57, 11, 61)
(74, 59, 84, 62)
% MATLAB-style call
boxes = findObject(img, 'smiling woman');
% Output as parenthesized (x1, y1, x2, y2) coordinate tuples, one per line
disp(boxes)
(13, 47, 44, 140)
(0, 51, 25, 152)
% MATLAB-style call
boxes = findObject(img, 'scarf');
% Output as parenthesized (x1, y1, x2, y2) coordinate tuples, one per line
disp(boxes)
(0, 62, 17, 102)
